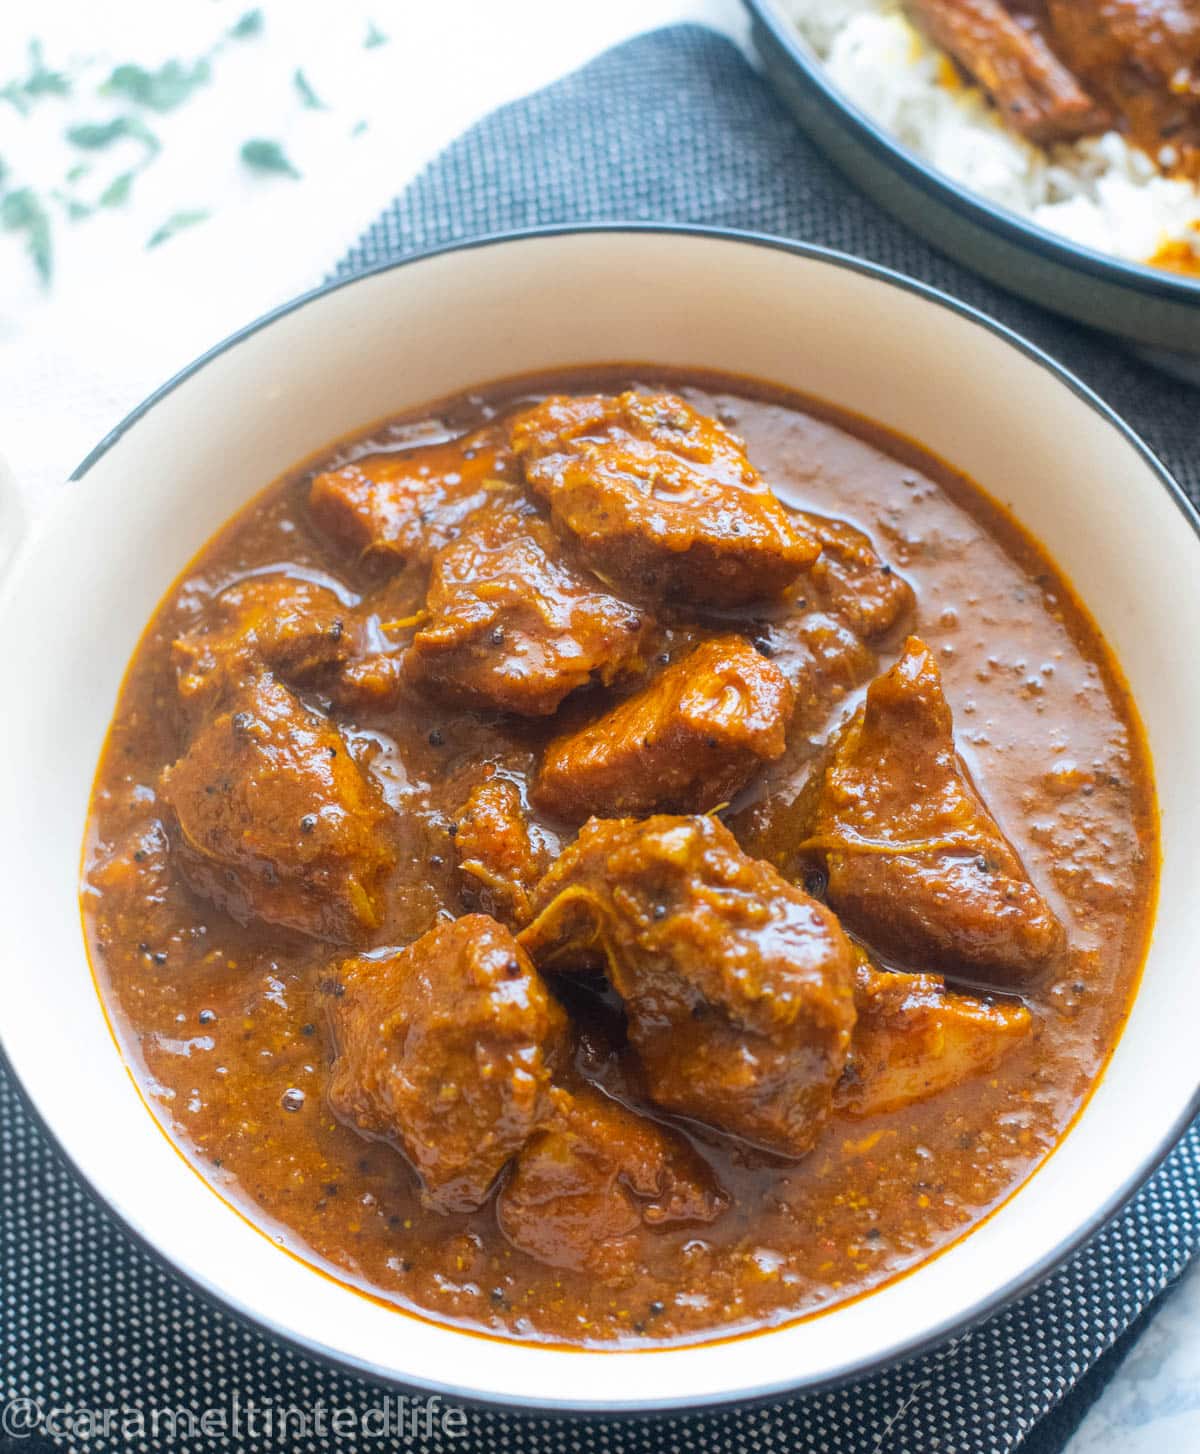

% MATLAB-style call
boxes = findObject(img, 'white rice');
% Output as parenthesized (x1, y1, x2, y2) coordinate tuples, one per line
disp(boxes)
(783, 0, 1200, 270)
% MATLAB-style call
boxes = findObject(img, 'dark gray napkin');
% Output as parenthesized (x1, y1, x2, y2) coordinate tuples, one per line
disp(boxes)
(3, 25, 1198, 1454)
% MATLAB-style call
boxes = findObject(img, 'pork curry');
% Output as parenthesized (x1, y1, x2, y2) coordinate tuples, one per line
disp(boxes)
(904, 0, 1200, 179)
(82, 371, 1157, 1347)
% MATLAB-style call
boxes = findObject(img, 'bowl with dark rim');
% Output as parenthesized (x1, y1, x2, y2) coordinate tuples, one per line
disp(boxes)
(743, 0, 1200, 366)
(0, 225, 1198, 1412)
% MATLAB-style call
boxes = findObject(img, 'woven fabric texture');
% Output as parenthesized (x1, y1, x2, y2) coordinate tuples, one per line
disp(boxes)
(4, 24, 1198, 1454)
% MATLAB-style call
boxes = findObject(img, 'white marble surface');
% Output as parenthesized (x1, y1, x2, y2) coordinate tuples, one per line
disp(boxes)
(0, 3, 1195, 1449)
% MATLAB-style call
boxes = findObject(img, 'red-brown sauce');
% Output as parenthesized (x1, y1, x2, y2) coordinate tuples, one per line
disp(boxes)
(81, 369, 1157, 1347)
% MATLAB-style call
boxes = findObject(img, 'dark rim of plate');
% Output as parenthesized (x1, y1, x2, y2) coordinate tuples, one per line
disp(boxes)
(5, 224, 1197, 1417)
(743, 0, 1200, 302)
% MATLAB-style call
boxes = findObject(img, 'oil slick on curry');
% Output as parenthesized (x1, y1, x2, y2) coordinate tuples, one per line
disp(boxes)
(82, 370, 1157, 1347)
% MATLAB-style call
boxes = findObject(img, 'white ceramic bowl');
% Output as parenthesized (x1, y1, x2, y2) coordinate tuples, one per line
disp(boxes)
(1, 226, 1197, 1414)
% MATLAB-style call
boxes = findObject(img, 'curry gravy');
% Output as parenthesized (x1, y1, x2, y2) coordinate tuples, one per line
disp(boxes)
(82, 369, 1157, 1347)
